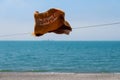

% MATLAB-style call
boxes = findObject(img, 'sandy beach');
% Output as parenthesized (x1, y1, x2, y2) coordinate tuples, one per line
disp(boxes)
(0, 72, 120, 80)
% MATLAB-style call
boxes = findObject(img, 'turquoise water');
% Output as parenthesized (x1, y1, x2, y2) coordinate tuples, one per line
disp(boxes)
(0, 41, 120, 73)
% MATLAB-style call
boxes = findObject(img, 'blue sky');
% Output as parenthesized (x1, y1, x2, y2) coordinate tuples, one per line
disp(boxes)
(0, 0, 120, 41)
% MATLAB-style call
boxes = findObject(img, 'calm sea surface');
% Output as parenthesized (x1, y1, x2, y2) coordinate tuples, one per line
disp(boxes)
(0, 41, 120, 73)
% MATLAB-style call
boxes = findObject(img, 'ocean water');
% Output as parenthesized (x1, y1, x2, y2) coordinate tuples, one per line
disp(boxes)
(0, 41, 120, 73)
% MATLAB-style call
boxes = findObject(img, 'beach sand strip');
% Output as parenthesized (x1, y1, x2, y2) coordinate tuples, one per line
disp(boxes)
(0, 72, 120, 80)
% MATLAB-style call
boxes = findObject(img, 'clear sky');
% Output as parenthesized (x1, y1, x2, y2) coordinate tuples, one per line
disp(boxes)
(0, 0, 120, 41)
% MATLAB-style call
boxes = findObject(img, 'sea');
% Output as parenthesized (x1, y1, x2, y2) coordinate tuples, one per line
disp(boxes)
(0, 41, 120, 73)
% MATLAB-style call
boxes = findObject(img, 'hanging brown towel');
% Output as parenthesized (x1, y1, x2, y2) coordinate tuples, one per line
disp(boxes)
(34, 8, 72, 36)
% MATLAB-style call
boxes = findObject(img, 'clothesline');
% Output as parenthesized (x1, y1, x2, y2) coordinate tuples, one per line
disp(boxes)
(0, 21, 120, 38)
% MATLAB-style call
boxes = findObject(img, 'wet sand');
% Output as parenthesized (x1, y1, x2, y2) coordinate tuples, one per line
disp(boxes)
(0, 72, 120, 80)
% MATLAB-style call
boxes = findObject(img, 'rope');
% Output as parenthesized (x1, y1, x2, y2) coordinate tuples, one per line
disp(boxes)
(0, 21, 120, 38)
(73, 21, 120, 29)
(0, 32, 30, 38)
